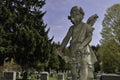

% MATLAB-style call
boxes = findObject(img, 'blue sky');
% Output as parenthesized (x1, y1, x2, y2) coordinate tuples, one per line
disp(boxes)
(42, 0, 120, 45)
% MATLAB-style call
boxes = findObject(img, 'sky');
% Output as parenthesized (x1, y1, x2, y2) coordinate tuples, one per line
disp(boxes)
(42, 0, 120, 46)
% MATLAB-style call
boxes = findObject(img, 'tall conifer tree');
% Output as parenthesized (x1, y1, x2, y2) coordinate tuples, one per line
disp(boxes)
(0, 0, 53, 69)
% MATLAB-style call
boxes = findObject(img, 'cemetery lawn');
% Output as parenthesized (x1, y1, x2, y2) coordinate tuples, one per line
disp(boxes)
(49, 76, 67, 80)
(49, 77, 57, 80)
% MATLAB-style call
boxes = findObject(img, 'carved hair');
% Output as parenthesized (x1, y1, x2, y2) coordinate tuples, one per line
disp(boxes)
(70, 6, 84, 16)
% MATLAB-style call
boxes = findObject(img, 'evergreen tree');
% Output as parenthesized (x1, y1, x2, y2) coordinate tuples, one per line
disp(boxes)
(0, 0, 52, 70)
(48, 42, 60, 70)
(0, 26, 6, 65)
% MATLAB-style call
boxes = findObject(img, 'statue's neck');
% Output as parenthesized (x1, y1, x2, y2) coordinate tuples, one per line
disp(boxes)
(74, 21, 83, 26)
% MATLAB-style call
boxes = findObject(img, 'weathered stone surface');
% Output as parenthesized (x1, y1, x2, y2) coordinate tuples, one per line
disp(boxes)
(4, 71, 16, 80)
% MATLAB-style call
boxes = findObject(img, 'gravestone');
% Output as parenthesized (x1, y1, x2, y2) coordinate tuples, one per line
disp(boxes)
(100, 74, 120, 80)
(4, 71, 16, 80)
(67, 71, 72, 80)
(96, 73, 101, 80)
(22, 71, 29, 80)
(40, 72, 49, 80)
(50, 72, 54, 77)
(58, 73, 64, 80)
(16, 72, 21, 79)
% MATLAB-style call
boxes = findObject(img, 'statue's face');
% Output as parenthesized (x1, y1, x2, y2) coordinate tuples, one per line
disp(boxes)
(69, 10, 83, 24)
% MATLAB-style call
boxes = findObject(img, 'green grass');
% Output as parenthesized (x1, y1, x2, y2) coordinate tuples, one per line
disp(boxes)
(49, 76, 67, 80)
(49, 77, 57, 80)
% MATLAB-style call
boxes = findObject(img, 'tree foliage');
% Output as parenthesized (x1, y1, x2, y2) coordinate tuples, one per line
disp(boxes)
(99, 4, 120, 73)
(98, 40, 120, 73)
(50, 42, 70, 71)
(101, 4, 120, 44)
(48, 43, 60, 70)
(91, 45, 101, 72)
(0, 0, 53, 70)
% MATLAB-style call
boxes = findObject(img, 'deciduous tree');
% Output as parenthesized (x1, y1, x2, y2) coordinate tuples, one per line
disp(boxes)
(101, 4, 120, 44)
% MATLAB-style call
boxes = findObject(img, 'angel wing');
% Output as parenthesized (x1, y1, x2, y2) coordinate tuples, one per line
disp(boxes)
(87, 14, 98, 26)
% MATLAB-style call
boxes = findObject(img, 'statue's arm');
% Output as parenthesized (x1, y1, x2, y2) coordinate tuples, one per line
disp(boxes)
(80, 26, 92, 49)
(60, 26, 72, 50)
(80, 14, 98, 48)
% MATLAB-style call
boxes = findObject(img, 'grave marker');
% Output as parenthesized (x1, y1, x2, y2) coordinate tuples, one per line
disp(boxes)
(40, 72, 49, 80)
(4, 71, 16, 80)
(58, 73, 64, 80)
(100, 74, 120, 80)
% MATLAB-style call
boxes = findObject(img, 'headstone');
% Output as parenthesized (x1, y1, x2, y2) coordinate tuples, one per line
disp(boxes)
(96, 72, 102, 80)
(40, 72, 49, 80)
(67, 71, 72, 80)
(58, 73, 64, 80)
(100, 74, 120, 80)
(36, 74, 41, 80)
(22, 71, 29, 80)
(4, 71, 16, 80)
(50, 72, 54, 77)
(16, 72, 21, 79)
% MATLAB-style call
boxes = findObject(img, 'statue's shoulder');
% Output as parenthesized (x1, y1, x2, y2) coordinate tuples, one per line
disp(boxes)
(69, 25, 73, 30)
(82, 22, 94, 32)
(82, 22, 90, 28)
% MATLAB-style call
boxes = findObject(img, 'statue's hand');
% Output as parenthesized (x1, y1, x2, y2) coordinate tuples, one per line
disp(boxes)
(76, 46, 83, 52)
(55, 48, 62, 57)
(57, 47, 63, 52)
(79, 46, 83, 50)
(64, 56, 70, 63)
